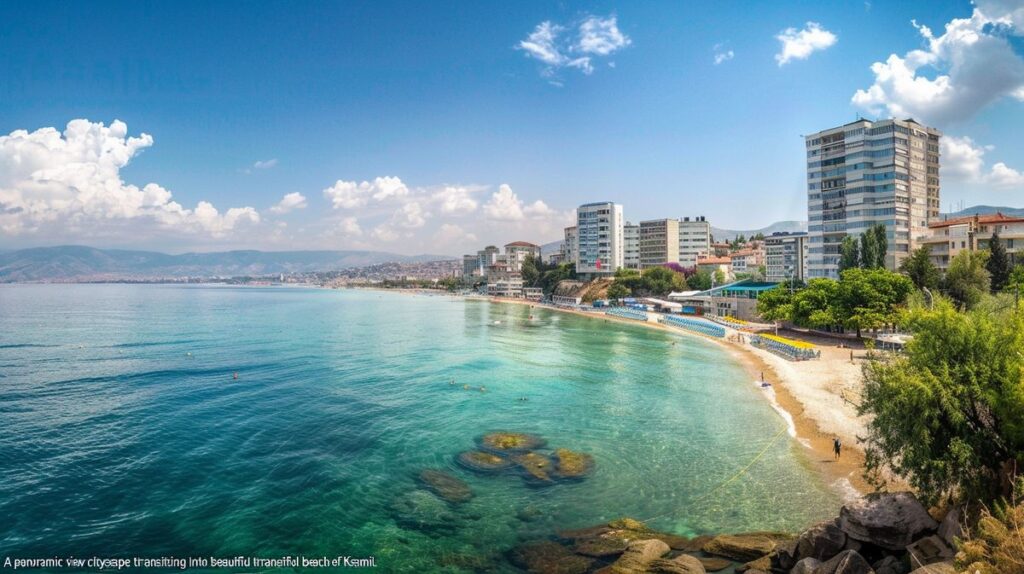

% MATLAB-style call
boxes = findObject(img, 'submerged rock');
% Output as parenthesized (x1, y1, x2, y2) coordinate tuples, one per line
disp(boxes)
(838, 492, 939, 551)
(457, 450, 513, 473)
(512, 452, 555, 484)
(553, 448, 595, 479)
(480, 431, 546, 453)
(516, 505, 544, 523)
(696, 556, 732, 572)
(417, 469, 473, 504)
(388, 489, 460, 534)
(604, 539, 670, 573)
(646, 554, 706, 574)
(572, 536, 628, 558)
(508, 540, 593, 574)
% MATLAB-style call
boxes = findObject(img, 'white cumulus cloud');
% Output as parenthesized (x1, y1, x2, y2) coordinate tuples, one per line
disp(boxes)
(432, 185, 479, 215)
(518, 15, 630, 81)
(775, 22, 837, 66)
(940, 135, 1024, 188)
(0, 119, 259, 238)
(269, 192, 307, 214)
(433, 223, 476, 246)
(322, 176, 409, 209)
(851, 5, 1024, 125)
(483, 184, 557, 221)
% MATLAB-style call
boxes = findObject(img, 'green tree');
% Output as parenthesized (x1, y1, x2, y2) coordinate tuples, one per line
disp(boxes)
(521, 255, 542, 287)
(1008, 265, 1024, 297)
(756, 284, 794, 322)
(871, 224, 888, 268)
(900, 245, 940, 290)
(713, 268, 726, 285)
(835, 268, 913, 337)
(538, 262, 575, 294)
(839, 236, 860, 271)
(987, 231, 1011, 293)
(639, 266, 687, 296)
(859, 229, 880, 270)
(945, 250, 991, 310)
(859, 297, 1024, 505)
(689, 270, 712, 291)
(606, 283, 630, 300)
(790, 278, 840, 329)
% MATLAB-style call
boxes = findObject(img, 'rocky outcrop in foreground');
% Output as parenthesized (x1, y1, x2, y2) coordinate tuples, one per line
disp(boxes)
(509, 492, 959, 574)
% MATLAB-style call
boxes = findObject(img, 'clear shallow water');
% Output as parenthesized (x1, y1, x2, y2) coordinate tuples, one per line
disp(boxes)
(0, 285, 839, 571)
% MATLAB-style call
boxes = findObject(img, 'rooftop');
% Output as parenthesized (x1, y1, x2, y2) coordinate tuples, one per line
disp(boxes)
(928, 212, 1024, 229)
(504, 241, 539, 248)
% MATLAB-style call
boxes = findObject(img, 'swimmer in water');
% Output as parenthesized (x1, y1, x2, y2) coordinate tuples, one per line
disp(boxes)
(463, 384, 470, 390)
(479, 386, 486, 392)
(233, 372, 238, 380)
(449, 379, 456, 385)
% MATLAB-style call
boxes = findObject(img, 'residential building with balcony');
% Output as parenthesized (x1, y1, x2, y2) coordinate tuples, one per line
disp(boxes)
(678, 216, 711, 267)
(624, 222, 641, 270)
(575, 202, 624, 277)
(639, 218, 680, 269)
(920, 212, 1024, 271)
(764, 232, 809, 282)
(806, 118, 941, 278)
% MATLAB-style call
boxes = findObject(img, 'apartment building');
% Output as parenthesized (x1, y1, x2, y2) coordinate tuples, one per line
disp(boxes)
(678, 216, 711, 267)
(575, 202, 624, 277)
(764, 232, 809, 282)
(504, 241, 541, 271)
(920, 212, 1024, 271)
(624, 222, 641, 270)
(639, 218, 680, 269)
(806, 118, 941, 278)
(562, 226, 578, 266)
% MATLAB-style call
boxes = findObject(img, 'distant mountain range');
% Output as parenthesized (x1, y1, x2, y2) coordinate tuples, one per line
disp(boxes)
(711, 220, 807, 242)
(0, 246, 454, 282)
(945, 204, 1024, 219)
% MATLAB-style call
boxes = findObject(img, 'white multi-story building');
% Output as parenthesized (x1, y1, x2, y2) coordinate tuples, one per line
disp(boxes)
(806, 118, 941, 278)
(624, 222, 641, 270)
(562, 226, 578, 267)
(504, 241, 541, 271)
(678, 216, 711, 268)
(764, 232, 809, 283)
(575, 202, 624, 277)
(639, 219, 680, 269)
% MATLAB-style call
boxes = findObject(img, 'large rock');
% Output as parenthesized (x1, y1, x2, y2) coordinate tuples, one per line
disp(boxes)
(797, 520, 848, 562)
(416, 469, 473, 504)
(906, 535, 953, 570)
(508, 540, 594, 574)
(936, 508, 962, 548)
(604, 539, 670, 573)
(480, 431, 546, 453)
(645, 554, 706, 574)
(702, 533, 781, 562)
(696, 556, 732, 572)
(772, 540, 799, 572)
(908, 562, 955, 574)
(818, 550, 874, 574)
(838, 492, 939, 551)
(873, 555, 908, 574)
(791, 558, 822, 574)
(573, 537, 628, 558)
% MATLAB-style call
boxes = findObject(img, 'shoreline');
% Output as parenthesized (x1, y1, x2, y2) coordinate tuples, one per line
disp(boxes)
(471, 294, 873, 499)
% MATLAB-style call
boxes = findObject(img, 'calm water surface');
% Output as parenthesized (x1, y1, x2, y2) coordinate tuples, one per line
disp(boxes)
(0, 285, 839, 572)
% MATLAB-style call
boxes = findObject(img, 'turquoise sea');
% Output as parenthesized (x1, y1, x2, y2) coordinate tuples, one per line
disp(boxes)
(0, 285, 839, 572)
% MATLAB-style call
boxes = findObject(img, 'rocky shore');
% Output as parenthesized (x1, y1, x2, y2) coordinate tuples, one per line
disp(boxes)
(507, 492, 960, 574)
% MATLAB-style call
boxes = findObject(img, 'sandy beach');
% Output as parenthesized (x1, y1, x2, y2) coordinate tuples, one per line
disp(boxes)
(470, 293, 874, 498)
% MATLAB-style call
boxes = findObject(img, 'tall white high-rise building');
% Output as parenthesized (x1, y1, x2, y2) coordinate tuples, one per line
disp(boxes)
(562, 226, 578, 265)
(678, 216, 711, 267)
(575, 202, 624, 276)
(806, 118, 941, 278)
(624, 222, 640, 270)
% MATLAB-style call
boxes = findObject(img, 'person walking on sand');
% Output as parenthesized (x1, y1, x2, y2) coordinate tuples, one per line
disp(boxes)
(833, 437, 842, 459)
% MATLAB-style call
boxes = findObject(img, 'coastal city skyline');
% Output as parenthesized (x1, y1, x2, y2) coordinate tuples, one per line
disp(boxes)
(3, 0, 1024, 255)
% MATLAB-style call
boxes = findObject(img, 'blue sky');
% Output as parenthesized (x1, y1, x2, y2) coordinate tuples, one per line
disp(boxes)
(2, 0, 1023, 254)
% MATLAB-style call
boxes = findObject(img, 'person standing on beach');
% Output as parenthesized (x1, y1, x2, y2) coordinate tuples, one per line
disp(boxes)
(833, 438, 842, 459)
